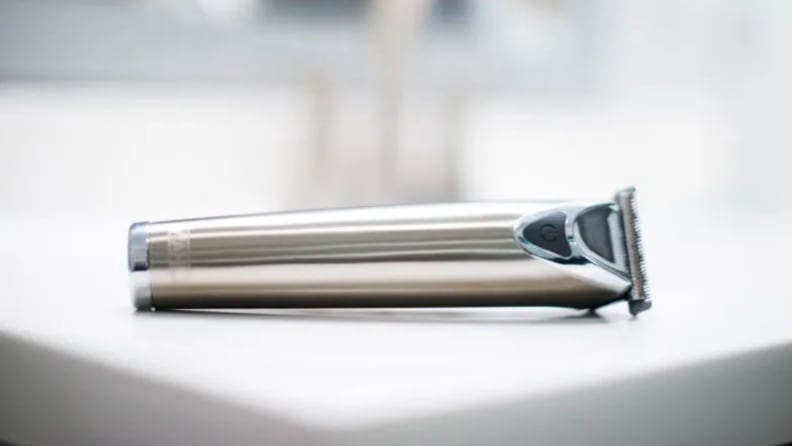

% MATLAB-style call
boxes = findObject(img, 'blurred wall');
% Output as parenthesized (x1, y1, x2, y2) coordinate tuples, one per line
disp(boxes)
(0, 0, 790, 218)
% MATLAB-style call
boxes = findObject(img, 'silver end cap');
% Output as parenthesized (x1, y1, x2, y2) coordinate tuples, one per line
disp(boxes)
(128, 222, 153, 311)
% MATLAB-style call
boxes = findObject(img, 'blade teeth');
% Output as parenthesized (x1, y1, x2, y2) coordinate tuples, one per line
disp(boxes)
(628, 193, 649, 299)
(616, 187, 650, 311)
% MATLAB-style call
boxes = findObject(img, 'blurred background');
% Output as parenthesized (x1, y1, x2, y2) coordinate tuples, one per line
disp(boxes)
(0, 0, 790, 221)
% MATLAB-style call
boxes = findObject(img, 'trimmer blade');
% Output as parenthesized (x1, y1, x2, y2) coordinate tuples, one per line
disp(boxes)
(615, 187, 651, 316)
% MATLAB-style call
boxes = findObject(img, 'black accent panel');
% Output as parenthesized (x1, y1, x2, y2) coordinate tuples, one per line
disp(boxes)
(521, 212, 571, 257)
(576, 206, 614, 262)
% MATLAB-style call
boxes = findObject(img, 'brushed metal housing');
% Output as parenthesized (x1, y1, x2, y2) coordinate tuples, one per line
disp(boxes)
(129, 202, 633, 311)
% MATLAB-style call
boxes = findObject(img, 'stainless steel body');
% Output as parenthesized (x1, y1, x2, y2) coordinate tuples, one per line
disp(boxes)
(129, 188, 650, 315)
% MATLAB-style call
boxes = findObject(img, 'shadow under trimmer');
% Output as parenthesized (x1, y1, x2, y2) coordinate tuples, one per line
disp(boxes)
(129, 187, 650, 316)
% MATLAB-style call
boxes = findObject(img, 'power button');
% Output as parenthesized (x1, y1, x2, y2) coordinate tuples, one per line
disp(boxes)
(540, 224, 560, 241)
(520, 212, 571, 257)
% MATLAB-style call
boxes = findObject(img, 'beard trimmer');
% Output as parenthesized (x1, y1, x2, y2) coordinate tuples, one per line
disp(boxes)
(129, 187, 650, 315)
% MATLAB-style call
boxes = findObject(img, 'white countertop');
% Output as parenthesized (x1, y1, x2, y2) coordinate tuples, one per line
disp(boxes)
(1, 205, 791, 445)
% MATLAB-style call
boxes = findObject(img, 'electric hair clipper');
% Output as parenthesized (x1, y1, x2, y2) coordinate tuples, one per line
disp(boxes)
(129, 187, 650, 315)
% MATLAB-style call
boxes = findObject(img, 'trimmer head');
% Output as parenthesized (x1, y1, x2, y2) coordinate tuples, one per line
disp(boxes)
(614, 187, 651, 316)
